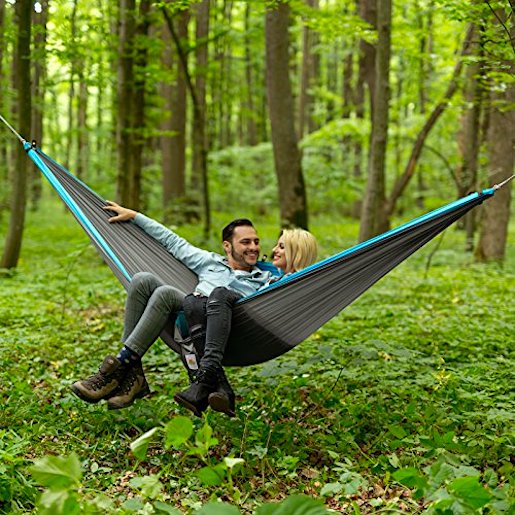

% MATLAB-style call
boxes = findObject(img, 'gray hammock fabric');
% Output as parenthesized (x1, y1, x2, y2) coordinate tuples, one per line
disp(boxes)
(26, 144, 494, 366)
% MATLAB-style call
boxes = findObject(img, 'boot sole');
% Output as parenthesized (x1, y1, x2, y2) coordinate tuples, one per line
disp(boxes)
(208, 392, 235, 417)
(107, 383, 151, 410)
(70, 383, 113, 404)
(173, 393, 205, 418)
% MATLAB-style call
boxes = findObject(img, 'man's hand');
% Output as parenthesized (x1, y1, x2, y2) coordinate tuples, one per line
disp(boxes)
(103, 201, 138, 223)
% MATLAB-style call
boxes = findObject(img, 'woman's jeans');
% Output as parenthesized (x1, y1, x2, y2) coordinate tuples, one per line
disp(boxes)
(200, 287, 242, 371)
(123, 272, 185, 357)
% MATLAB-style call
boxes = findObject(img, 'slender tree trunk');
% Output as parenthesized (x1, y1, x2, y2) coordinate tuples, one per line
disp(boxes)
(266, 2, 308, 229)
(163, 5, 210, 239)
(30, 0, 48, 209)
(76, 70, 89, 180)
(299, 0, 319, 138)
(0, 0, 7, 212)
(359, 0, 391, 241)
(1, 0, 31, 268)
(116, 0, 136, 205)
(457, 25, 482, 251)
(244, 2, 257, 146)
(475, 13, 514, 262)
(65, 0, 78, 172)
(385, 24, 474, 218)
(192, 0, 209, 187)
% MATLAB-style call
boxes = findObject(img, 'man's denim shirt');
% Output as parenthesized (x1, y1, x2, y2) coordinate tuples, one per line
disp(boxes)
(134, 214, 272, 297)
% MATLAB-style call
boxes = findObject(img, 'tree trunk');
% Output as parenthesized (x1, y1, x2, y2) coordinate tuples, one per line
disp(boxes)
(1, 0, 31, 268)
(456, 25, 482, 251)
(164, 9, 188, 212)
(116, 0, 136, 206)
(163, 4, 210, 239)
(266, 2, 308, 229)
(475, 14, 514, 262)
(358, 0, 377, 119)
(299, 0, 319, 138)
(0, 0, 6, 213)
(76, 71, 89, 180)
(65, 0, 78, 172)
(192, 0, 209, 187)
(244, 2, 257, 146)
(358, 0, 391, 241)
(385, 24, 474, 218)
(30, 0, 48, 210)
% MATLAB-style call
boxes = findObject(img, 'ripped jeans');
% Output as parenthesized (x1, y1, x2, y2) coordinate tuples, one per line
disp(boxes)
(198, 287, 242, 371)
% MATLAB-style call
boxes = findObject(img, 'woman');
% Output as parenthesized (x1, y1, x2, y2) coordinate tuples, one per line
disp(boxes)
(271, 228, 318, 275)
(183, 227, 318, 418)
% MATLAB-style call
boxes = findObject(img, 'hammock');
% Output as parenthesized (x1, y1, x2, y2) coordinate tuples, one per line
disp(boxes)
(4, 123, 504, 366)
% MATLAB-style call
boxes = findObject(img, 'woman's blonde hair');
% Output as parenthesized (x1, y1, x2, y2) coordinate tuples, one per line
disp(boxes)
(281, 228, 318, 273)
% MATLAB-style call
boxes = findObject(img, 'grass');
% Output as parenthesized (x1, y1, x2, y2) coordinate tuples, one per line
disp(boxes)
(0, 192, 514, 514)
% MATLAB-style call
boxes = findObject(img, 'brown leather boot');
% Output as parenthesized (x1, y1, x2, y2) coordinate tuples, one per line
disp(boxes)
(70, 355, 125, 403)
(106, 360, 151, 410)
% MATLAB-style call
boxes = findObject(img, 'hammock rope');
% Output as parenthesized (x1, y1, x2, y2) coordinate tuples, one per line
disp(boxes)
(1, 117, 505, 366)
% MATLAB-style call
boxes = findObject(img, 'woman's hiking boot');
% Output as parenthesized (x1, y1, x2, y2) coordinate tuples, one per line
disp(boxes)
(70, 355, 125, 403)
(107, 360, 150, 410)
(173, 366, 218, 417)
(208, 369, 236, 417)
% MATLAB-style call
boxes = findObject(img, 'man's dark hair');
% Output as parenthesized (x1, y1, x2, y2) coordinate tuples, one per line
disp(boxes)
(222, 218, 254, 242)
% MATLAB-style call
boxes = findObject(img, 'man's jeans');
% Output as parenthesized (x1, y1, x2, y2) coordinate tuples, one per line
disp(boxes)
(123, 272, 185, 357)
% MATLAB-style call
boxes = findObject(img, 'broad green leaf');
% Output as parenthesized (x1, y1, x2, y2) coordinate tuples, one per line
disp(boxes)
(37, 489, 81, 515)
(223, 457, 245, 472)
(256, 494, 329, 514)
(130, 427, 161, 460)
(388, 425, 407, 439)
(448, 476, 492, 509)
(129, 474, 163, 500)
(195, 502, 242, 514)
(164, 416, 194, 448)
(153, 500, 182, 514)
(320, 482, 342, 497)
(195, 422, 219, 452)
(30, 454, 82, 489)
(196, 464, 226, 486)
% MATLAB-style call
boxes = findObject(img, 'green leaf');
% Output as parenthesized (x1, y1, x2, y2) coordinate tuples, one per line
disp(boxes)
(256, 494, 329, 514)
(130, 427, 161, 460)
(30, 453, 82, 490)
(153, 500, 182, 514)
(320, 482, 343, 497)
(129, 474, 163, 500)
(195, 502, 242, 514)
(196, 464, 226, 486)
(223, 457, 245, 473)
(448, 476, 492, 509)
(164, 416, 194, 448)
(388, 425, 407, 439)
(195, 421, 219, 453)
(37, 489, 81, 515)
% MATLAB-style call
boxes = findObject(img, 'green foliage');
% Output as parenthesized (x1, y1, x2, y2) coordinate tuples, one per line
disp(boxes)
(0, 198, 514, 513)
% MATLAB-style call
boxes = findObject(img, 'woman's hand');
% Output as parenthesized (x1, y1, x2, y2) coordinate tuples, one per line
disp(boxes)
(103, 201, 137, 223)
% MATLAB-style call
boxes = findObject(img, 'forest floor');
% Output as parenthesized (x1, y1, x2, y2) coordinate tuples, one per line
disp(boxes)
(0, 195, 514, 514)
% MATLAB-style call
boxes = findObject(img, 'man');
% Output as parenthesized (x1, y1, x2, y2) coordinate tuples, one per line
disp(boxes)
(70, 201, 272, 414)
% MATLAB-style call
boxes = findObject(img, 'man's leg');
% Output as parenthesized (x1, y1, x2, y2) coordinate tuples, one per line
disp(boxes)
(71, 273, 185, 408)
(174, 287, 241, 416)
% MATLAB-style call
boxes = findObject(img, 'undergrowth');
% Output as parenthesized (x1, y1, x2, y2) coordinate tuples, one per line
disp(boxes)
(0, 195, 513, 514)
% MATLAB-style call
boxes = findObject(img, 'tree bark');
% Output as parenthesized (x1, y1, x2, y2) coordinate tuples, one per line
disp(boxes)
(1, 0, 31, 268)
(163, 4, 210, 239)
(385, 24, 474, 218)
(192, 0, 209, 189)
(266, 2, 308, 229)
(76, 70, 89, 180)
(30, 0, 49, 209)
(64, 0, 78, 172)
(358, 0, 391, 241)
(456, 25, 482, 250)
(475, 13, 514, 262)
(244, 2, 257, 146)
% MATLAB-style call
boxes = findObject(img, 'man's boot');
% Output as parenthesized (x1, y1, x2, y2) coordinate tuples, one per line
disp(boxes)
(70, 355, 126, 403)
(208, 369, 235, 417)
(106, 360, 151, 410)
(173, 366, 218, 417)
